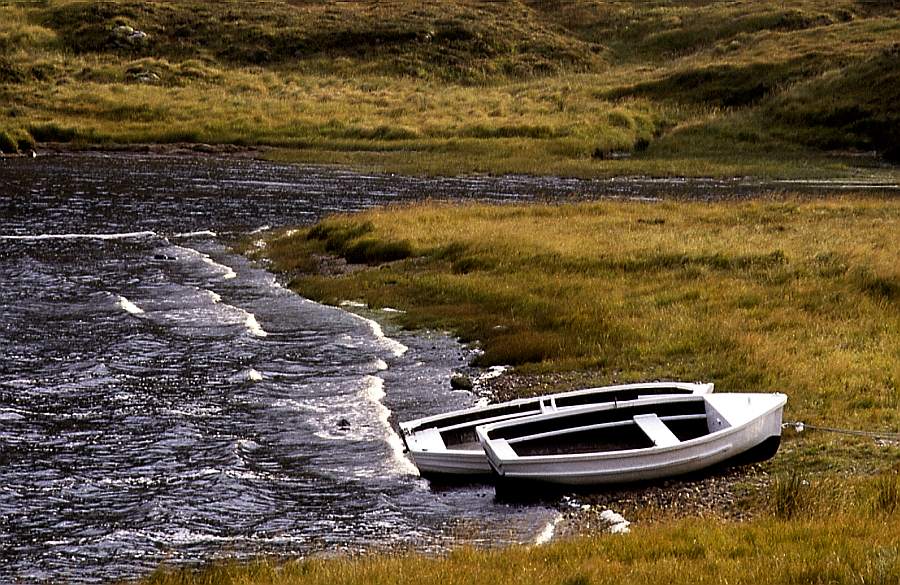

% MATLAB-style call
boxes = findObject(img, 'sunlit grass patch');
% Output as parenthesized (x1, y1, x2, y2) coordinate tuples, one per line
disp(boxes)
(3, 1, 899, 176)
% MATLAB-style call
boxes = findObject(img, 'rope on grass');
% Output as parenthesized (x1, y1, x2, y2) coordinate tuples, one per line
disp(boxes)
(783, 421, 900, 442)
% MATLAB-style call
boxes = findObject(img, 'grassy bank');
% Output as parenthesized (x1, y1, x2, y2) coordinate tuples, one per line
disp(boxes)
(249, 196, 900, 490)
(178, 195, 900, 584)
(256, 199, 900, 426)
(144, 479, 900, 584)
(2, 1, 899, 177)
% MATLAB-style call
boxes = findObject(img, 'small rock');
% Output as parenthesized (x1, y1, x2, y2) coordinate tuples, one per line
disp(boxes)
(450, 373, 474, 391)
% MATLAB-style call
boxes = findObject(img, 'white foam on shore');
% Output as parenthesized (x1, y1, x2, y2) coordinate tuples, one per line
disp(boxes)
(116, 295, 145, 315)
(1, 230, 157, 241)
(173, 230, 217, 239)
(249, 224, 272, 235)
(243, 312, 268, 337)
(363, 375, 419, 476)
(354, 313, 408, 357)
(211, 297, 267, 337)
(202, 256, 237, 279)
(600, 509, 631, 534)
(534, 512, 565, 545)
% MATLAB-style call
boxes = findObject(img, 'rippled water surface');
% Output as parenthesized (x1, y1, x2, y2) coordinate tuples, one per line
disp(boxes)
(1, 153, 895, 583)
(1, 153, 584, 584)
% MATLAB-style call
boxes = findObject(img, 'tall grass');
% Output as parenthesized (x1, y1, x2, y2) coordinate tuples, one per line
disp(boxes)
(259, 198, 900, 418)
(252, 197, 900, 488)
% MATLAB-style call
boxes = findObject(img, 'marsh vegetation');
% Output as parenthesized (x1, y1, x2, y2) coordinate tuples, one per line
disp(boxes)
(233, 197, 900, 583)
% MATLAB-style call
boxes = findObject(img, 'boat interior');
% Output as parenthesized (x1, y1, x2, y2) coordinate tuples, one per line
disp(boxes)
(425, 386, 702, 451)
(486, 397, 718, 457)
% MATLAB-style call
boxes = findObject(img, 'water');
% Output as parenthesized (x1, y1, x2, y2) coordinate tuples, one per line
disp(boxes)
(0, 153, 575, 584)
(1, 153, 895, 583)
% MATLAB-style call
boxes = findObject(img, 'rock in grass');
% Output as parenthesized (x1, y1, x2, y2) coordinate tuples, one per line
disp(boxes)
(111, 24, 150, 48)
(450, 373, 473, 391)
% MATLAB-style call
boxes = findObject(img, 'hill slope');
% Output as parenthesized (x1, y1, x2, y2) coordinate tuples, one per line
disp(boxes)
(1, 0, 898, 175)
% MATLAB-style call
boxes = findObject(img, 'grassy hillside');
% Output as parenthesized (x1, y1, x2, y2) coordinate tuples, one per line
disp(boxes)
(1, 0, 899, 176)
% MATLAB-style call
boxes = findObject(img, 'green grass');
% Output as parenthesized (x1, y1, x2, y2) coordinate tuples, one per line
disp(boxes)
(2, 1, 899, 176)
(202, 195, 900, 585)
(256, 200, 900, 427)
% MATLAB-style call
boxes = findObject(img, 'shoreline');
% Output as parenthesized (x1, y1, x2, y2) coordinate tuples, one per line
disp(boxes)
(13, 146, 900, 197)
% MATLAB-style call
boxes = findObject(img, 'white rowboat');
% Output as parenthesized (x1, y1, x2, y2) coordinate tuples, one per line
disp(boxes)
(476, 392, 786, 486)
(400, 381, 713, 477)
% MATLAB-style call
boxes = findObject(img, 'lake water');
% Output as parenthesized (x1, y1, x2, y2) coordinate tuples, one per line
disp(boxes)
(1, 153, 894, 583)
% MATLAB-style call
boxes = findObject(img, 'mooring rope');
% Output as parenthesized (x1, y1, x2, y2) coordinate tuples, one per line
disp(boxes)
(783, 421, 900, 442)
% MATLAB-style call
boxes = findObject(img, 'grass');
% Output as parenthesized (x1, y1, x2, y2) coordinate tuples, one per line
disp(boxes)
(183, 195, 900, 585)
(245, 198, 900, 572)
(1, 1, 899, 177)
(247, 195, 900, 516)
(142, 473, 900, 584)
(255, 199, 900, 430)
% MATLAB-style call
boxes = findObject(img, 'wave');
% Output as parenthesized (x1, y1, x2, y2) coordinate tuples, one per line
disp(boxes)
(228, 369, 264, 383)
(0, 231, 157, 241)
(242, 313, 268, 338)
(172, 230, 217, 239)
(362, 375, 419, 476)
(352, 313, 408, 358)
(202, 256, 236, 280)
(172, 245, 237, 279)
(116, 295, 145, 315)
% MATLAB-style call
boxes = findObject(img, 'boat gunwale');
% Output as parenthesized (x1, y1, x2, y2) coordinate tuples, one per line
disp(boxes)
(399, 381, 714, 435)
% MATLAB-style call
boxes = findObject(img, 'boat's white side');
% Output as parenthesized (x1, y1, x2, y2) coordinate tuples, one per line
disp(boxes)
(476, 393, 786, 486)
(400, 381, 714, 476)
